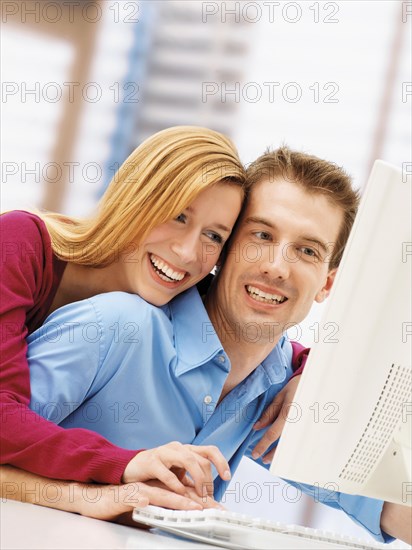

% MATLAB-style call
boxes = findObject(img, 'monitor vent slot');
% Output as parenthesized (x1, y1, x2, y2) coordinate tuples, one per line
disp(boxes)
(339, 364, 411, 486)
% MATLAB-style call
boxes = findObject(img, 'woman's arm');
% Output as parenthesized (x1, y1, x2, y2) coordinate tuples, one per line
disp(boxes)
(1, 213, 230, 493)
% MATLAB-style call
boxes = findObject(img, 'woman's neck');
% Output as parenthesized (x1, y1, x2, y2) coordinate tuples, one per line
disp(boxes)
(49, 261, 124, 315)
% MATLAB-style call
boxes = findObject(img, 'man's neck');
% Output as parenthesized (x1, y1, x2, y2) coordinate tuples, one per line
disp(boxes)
(204, 288, 281, 378)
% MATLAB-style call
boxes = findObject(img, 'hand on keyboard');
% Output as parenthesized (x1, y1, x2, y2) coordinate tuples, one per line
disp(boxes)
(122, 442, 231, 498)
(144, 479, 225, 511)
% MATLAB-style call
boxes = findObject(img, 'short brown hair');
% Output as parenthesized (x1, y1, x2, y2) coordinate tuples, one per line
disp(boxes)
(246, 146, 360, 269)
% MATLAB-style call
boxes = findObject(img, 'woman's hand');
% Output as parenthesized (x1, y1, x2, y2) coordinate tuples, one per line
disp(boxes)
(251, 375, 301, 463)
(122, 442, 231, 498)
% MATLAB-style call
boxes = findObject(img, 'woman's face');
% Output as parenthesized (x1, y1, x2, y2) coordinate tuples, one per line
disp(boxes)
(120, 183, 243, 306)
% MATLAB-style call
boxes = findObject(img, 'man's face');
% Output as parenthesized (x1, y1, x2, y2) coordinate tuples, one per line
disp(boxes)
(214, 177, 344, 344)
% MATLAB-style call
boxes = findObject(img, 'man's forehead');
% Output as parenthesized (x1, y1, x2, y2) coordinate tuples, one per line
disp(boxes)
(239, 177, 343, 242)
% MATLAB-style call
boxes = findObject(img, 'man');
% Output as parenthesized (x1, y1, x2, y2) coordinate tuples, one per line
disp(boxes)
(2, 148, 410, 543)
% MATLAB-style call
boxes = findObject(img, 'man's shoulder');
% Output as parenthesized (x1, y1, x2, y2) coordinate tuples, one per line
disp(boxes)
(87, 291, 170, 327)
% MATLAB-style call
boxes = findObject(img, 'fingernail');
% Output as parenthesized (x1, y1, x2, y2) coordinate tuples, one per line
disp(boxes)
(190, 501, 202, 510)
(262, 456, 271, 464)
(223, 469, 231, 480)
(251, 451, 259, 459)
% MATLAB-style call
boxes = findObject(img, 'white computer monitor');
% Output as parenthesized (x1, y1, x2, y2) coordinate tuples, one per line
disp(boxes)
(271, 160, 412, 506)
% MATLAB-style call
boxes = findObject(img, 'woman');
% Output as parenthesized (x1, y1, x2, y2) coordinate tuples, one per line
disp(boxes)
(0, 126, 246, 504)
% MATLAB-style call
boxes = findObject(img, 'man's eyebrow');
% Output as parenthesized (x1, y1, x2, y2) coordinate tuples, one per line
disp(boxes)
(243, 216, 274, 229)
(244, 216, 330, 253)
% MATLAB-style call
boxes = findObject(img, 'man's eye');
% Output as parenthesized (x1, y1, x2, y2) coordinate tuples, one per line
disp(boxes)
(254, 231, 271, 241)
(175, 213, 187, 223)
(205, 231, 223, 245)
(301, 247, 317, 258)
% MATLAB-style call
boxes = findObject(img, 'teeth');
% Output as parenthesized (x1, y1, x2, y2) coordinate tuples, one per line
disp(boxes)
(150, 255, 186, 282)
(246, 285, 286, 304)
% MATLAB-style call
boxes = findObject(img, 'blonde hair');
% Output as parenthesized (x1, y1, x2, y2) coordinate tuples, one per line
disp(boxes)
(41, 126, 246, 266)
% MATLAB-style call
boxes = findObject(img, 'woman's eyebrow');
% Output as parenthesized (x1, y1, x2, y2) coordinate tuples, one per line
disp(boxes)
(213, 223, 232, 233)
(186, 206, 231, 233)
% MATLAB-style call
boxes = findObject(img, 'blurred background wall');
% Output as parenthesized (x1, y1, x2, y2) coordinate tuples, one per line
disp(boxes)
(1, 0, 411, 542)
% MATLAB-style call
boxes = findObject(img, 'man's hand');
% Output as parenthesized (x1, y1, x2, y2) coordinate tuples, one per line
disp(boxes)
(380, 502, 412, 544)
(122, 442, 231, 498)
(0, 465, 221, 526)
(76, 476, 223, 525)
(75, 480, 221, 523)
(251, 376, 301, 463)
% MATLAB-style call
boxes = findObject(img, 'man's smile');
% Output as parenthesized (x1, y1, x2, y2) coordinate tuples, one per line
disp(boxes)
(245, 284, 288, 306)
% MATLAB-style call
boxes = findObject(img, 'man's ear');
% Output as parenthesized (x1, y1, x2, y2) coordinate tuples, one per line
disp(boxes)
(315, 268, 337, 303)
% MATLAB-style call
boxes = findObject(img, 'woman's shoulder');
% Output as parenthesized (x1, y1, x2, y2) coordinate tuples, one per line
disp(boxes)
(1, 210, 47, 235)
(0, 210, 48, 235)
(0, 210, 53, 276)
(1, 210, 52, 251)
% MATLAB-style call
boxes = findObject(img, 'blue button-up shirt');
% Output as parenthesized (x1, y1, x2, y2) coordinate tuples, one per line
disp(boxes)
(27, 288, 388, 542)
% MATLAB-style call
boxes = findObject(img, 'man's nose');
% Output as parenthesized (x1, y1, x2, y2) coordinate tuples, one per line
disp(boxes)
(259, 243, 291, 280)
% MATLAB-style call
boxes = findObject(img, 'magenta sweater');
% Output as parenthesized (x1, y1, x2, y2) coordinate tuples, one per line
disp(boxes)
(0, 211, 137, 483)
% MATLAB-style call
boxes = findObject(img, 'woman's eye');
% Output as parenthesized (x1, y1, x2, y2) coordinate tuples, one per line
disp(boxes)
(175, 213, 187, 224)
(254, 231, 271, 241)
(205, 231, 223, 245)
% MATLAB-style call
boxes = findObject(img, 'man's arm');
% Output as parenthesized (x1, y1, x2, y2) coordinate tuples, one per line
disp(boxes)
(0, 465, 220, 521)
(381, 502, 412, 544)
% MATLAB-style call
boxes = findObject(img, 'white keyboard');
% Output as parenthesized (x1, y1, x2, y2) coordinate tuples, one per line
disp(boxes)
(133, 505, 397, 550)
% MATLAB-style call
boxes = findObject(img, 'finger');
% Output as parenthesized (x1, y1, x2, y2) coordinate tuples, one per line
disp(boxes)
(145, 485, 203, 511)
(251, 416, 284, 459)
(179, 474, 195, 488)
(253, 393, 284, 429)
(149, 463, 188, 496)
(156, 448, 212, 499)
(127, 495, 149, 509)
(181, 454, 213, 498)
(262, 447, 277, 464)
(172, 467, 187, 482)
(183, 487, 223, 510)
(187, 445, 231, 482)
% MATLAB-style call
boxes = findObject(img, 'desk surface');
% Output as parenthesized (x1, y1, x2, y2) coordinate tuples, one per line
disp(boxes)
(1, 500, 219, 550)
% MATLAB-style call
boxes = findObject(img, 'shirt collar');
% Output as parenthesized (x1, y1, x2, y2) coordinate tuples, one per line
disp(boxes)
(166, 287, 225, 375)
(164, 286, 290, 383)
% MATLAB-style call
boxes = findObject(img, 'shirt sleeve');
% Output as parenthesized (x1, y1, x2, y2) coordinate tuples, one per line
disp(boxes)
(246, 432, 393, 544)
(0, 212, 138, 483)
(287, 481, 394, 544)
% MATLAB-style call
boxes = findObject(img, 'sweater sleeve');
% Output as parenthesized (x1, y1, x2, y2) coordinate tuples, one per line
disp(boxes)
(0, 212, 138, 483)
(290, 340, 310, 378)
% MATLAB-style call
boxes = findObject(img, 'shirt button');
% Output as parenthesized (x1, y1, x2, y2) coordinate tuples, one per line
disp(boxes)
(204, 395, 212, 404)
(217, 355, 225, 363)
